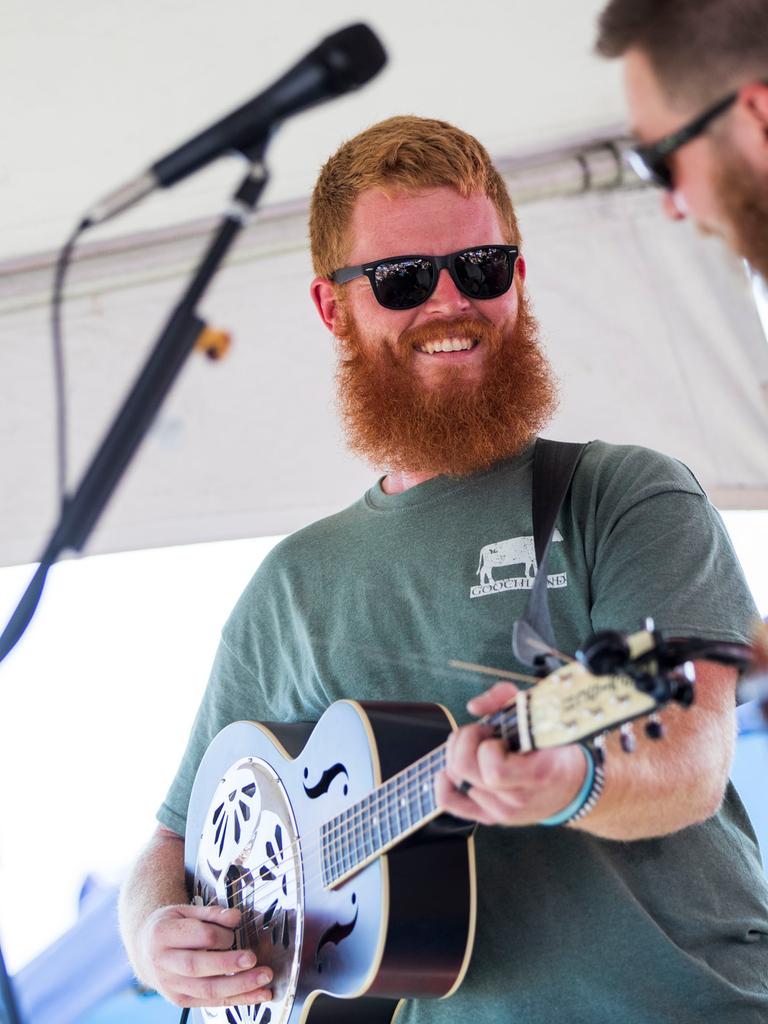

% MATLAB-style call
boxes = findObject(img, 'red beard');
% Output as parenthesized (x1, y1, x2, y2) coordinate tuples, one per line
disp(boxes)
(712, 148, 768, 281)
(334, 293, 558, 477)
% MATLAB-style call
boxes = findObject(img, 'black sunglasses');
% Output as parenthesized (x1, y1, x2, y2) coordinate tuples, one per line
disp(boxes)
(331, 245, 519, 310)
(626, 90, 741, 190)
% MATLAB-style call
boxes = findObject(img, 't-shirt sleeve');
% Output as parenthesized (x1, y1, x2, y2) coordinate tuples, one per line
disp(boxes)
(582, 444, 758, 643)
(157, 635, 264, 835)
(155, 536, 326, 836)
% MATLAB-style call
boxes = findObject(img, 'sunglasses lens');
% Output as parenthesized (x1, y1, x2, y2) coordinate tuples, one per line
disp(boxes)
(626, 147, 672, 190)
(454, 248, 514, 298)
(369, 247, 515, 308)
(373, 257, 435, 309)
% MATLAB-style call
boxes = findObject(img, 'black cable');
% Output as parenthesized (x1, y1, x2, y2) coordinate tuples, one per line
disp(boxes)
(51, 220, 88, 509)
(179, 1007, 190, 1023)
(0, 222, 87, 665)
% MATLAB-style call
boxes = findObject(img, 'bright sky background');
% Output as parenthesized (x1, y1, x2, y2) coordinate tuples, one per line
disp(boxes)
(0, 513, 766, 974)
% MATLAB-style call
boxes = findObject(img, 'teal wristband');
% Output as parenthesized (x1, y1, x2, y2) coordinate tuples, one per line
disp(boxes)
(539, 744, 594, 827)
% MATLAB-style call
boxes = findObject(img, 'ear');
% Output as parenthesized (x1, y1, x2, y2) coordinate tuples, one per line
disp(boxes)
(516, 254, 526, 283)
(741, 80, 768, 125)
(737, 81, 768, 162)
(310, 276, 341, 334)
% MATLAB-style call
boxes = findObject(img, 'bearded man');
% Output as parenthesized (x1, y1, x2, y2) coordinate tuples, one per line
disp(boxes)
(119, 116, 768, 1023)
(595, 0, 768, 281)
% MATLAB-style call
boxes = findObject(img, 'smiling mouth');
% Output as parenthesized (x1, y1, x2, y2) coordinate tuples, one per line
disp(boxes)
(413, 337, 480, 355)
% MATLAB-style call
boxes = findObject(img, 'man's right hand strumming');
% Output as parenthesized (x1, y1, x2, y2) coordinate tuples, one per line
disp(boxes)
(136, 902, 273, 1008)
(118, 825, 273, 1008)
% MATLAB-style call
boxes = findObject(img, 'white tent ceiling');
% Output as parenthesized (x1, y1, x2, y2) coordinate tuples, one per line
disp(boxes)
(4, 0, 627, 260)
(2, 1, 768, 569)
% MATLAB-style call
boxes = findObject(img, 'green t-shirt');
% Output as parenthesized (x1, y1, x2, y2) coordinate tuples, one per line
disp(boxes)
(160, 440, 768, 1023)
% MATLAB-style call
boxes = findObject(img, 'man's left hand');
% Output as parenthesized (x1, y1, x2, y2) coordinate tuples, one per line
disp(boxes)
(436, 682, 588, 827)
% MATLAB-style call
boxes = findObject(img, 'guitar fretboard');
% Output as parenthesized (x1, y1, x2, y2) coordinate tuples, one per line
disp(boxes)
(320, 746, 446, 887)
(320, 704, 521, 888)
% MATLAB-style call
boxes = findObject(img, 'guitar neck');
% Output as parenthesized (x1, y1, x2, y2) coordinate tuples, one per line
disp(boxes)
(320, 708, 521, 888)
(318, 660, 667, 888)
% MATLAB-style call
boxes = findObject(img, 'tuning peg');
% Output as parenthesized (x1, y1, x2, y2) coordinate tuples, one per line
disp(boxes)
(669, 663, 696, 707)
(634, 670, 680, 705)
(673, 681, 695, 707)
(679, 661, 696, 682)
(592, 734, 607, 767)
(633, 672, 657, 695)
(577, 630, 630, 675)
(620, 723, 636, 753)
(644, 714, 665, 740)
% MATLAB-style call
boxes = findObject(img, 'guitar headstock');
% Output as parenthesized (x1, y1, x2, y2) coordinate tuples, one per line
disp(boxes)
(485, 622, 752, 753)
(526, 661, 683, 750)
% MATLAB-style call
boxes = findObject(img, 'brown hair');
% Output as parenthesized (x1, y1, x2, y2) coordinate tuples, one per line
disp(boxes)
(309, 115, 521, 278)
(596, 0, 768, 108)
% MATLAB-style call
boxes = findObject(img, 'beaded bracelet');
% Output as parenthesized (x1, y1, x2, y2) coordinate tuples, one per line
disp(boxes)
(539, 744, 605, 827)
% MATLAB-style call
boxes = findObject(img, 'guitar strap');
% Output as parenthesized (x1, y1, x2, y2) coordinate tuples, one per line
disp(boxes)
(512, 438, 588, 671)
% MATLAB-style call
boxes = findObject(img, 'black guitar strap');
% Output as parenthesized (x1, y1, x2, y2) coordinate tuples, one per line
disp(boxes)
(512, 438, 588, 671)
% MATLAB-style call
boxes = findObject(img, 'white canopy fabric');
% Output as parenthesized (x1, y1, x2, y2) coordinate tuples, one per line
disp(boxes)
(2, 168, 767, 568)
(4, 4, 768, 997)
(2, 1, 768, 568)
(3, 0, 626, 261)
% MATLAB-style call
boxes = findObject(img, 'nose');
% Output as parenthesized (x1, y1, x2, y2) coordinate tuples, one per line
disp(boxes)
(661, 189, 687, 221)
(423, 267, 472, 315)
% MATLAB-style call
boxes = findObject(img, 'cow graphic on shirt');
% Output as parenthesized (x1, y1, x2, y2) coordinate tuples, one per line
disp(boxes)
(475, 530, 563, 586)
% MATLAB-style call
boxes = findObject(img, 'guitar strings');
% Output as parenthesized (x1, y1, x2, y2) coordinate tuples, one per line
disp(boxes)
(195, 657, 530, 919)
(210, 774, 450, 937)
(448, 659, 540, 683)
(210, 661, 652, 931)
(209, 660, 643, 924)
(201, 649, 615, 922)
(205, 739, 453, 919)
(203, 700, 524, 923)
(208, 663, 594, 921)
(200, 725, 476, 920)
(195, 648, 573, 924)
(194, 645, 640, 932)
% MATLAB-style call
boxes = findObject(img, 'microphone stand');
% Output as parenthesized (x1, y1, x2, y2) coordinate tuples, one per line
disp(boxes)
(0, 144, 270, 1021)
(0, 143, 270, 667)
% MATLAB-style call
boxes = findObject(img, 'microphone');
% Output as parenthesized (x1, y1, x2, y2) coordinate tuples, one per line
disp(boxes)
(81, 22, 386, 228)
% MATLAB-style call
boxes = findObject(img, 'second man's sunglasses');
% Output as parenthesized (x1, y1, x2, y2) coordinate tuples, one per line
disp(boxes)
(625, 83, 767, 190)
(331, 244, 519, 310)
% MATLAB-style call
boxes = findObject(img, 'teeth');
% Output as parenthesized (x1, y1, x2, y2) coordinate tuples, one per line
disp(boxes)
(416, 337, 476, 355)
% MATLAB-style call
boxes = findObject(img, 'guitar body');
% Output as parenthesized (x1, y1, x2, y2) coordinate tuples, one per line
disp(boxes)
(185, 700, 477, 1024)
(183, 642, 689, 1023)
